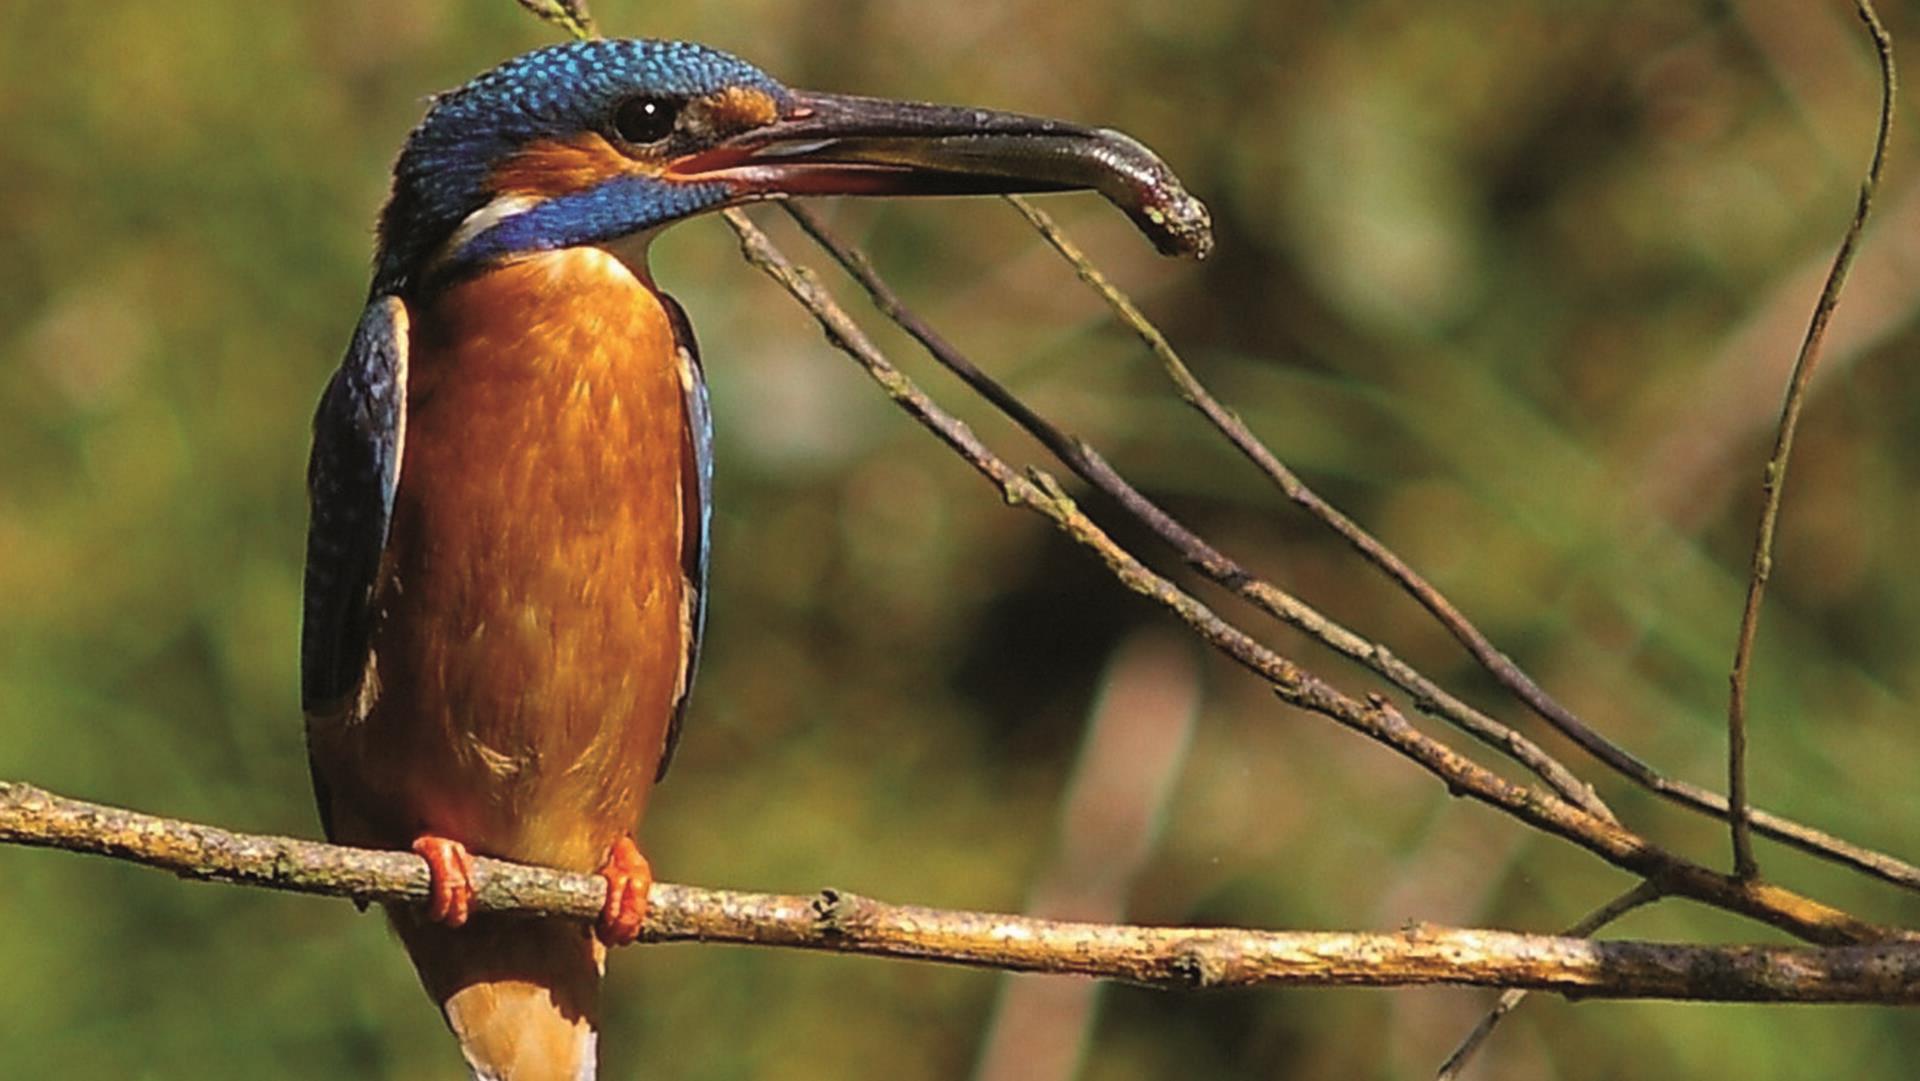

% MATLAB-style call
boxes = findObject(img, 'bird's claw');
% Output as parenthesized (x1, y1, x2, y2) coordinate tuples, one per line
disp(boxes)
(596, 835, 652, 947)
(412, 835, 477, 928)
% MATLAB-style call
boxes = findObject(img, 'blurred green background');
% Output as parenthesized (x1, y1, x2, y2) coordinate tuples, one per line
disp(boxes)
(6, 0, 1920, 1077)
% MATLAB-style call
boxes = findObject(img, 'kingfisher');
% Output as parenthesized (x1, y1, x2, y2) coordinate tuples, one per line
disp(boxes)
(301, 36, 1204, 1081)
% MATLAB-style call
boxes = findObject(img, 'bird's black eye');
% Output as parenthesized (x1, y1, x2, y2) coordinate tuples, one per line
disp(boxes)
(612, 96, 680, 145)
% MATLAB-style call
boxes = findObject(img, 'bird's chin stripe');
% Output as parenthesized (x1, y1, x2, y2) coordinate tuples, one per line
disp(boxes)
(434, 177, 730, 282)
(437, 194, 543, 269)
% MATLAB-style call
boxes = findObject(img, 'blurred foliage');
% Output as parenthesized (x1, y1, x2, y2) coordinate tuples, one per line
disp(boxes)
(6, 0, 1920, 1078)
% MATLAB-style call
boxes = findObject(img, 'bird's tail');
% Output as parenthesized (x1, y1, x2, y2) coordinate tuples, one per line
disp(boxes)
(393, 910, 605, 1081)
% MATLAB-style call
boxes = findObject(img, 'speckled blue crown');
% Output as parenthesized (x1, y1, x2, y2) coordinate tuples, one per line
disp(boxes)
(427, 38, 780, 138)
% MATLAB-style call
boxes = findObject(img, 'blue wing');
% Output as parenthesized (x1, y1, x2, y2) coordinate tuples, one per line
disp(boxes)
(301, 296, 410, 716)
(656, 293, 711, 781)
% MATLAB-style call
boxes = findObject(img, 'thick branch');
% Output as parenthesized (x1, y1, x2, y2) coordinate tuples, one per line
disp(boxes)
(5, 781, 1919, 1003)
(1437, 882, 1667, 1079)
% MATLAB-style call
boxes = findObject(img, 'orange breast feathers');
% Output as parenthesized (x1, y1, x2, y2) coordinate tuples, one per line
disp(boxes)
(339, 249, 695, 873)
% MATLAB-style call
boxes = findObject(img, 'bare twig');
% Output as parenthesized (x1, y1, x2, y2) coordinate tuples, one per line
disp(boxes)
(1002, 195, 1920, 895)
(1436, 882, 1666, 1080)
(514, 0, 596, 40)
(780, 202, 1615, 824)
(719, 208, 1905, 948)
(1725, 0, 1895, 881)
(5, 781, 1919, 1003)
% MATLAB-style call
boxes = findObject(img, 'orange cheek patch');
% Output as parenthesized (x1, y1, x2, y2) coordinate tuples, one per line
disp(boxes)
(489, 134, 657, 197)
(704, 86, 780, 130)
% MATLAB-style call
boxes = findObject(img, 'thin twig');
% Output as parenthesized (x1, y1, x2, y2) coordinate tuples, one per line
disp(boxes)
(1725, 0, 1895, 881)
(719, 207, 1905, 948)
(5, 782, 1919, 1002)
(780, 201, 1616, 824)
(1002, 194, 1920, 895)
(1436, 882, 1666, 1080)
(514, 0, 597, 40)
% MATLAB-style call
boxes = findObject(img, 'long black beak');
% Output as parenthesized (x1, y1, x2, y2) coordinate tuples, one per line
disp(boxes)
(669, 90, 1212, 258)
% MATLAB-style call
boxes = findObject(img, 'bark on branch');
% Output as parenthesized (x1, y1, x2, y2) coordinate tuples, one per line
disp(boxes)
(5, 781, 1920, 1004)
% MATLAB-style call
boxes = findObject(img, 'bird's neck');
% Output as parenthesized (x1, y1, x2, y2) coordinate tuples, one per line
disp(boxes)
(408, 244, 673, 397)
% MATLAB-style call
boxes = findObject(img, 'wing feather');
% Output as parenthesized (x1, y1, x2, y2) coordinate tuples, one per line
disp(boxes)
(301, 295, 410, 716)
(655, 293, 711, 781)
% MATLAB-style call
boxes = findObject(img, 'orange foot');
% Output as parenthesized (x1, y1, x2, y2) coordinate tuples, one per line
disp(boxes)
(411, 835, 477, 929)
(596, 835, 652, 947)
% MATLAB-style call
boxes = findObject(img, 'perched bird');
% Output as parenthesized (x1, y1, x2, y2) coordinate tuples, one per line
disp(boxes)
(301, 36, 1205, 1081)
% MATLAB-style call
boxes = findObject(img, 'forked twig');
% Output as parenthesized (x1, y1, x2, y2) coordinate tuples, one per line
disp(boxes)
(1725, 0, 1895, 881)
(1435, 882, 1666, 1079)
(719, 206, 1902, 948)
(779, 202, 1614, 823)
(1002, 195, 1920, 894)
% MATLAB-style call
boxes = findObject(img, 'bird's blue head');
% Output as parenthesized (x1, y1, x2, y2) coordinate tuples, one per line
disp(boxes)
(374, 38, 1210, 295)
